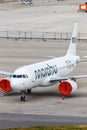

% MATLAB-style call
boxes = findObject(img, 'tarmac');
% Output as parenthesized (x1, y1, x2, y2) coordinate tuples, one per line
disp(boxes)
(0, 0, 87, 33)
(0, 0, 87, 128)
(0, 39, 87, 128)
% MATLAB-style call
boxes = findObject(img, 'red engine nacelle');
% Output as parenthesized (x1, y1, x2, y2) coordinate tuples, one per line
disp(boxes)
(0, 79, 11, 93)
(58, 80, 77, 96)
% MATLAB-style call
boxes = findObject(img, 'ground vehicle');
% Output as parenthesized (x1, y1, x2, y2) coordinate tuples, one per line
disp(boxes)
(79, 2, 87, 12)
(20, 0, 32, 4)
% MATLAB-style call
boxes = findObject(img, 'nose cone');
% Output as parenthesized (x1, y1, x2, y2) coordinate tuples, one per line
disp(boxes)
(10, 78, 26, 91)
(10, 66, 32, 91)
(10, 79, 19, 91)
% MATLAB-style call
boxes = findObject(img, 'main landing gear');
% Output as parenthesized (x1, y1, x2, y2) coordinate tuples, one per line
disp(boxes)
(20, 89, 31, 101)
(27, 89, 31, 93)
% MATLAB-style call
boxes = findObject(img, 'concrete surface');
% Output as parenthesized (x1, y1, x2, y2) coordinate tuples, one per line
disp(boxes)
(0, 1, 87, 128)
(1, 114, 87, 129)
(0, 39, 87, 118)
(0, 1, 87, 33)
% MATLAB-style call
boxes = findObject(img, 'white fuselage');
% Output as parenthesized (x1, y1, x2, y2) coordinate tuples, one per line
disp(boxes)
(10, 55, 79, 91)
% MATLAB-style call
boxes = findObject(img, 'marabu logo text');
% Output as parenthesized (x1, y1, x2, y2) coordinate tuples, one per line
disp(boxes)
(34, 64, 58, 79)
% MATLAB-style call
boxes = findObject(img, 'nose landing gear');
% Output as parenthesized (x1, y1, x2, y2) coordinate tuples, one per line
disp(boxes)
(20, 89, 31, 101)
(21, 91, 26, 101)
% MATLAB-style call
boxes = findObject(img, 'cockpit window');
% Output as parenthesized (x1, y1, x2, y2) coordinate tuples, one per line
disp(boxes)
(13, 75, 17, 78)
(12, 74, 28, 78)
(17, 75, 22, 78)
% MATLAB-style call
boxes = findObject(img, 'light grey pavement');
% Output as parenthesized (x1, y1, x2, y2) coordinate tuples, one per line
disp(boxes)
(0, 0, 87, 33)
(0, 0, 87, 128)
(0, 39, 87, 129)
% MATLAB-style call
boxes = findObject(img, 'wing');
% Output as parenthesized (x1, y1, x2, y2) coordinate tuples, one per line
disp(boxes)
(50, 75, 87, 83)
(0, 71, 12, 76)
(78, 56, 87, 62)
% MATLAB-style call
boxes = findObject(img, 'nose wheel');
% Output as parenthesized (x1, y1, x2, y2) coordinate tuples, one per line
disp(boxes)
(20, 91, 26, 101)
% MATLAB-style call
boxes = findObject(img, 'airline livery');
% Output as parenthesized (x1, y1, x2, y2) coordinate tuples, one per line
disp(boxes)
(0, 23, 87, 101)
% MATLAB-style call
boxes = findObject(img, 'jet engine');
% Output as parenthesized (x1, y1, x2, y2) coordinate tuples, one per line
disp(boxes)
(58, 79, 77, 96)
(0, 78, 11, 93)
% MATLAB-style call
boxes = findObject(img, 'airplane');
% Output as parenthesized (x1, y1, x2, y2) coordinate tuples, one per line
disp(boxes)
(0, 23, 87, 101)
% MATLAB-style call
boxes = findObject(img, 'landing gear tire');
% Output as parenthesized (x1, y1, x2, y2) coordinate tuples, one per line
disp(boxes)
(27, 89, 31, 93)
(20, 91, 26, 101)
(21, 96, 26, 101)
